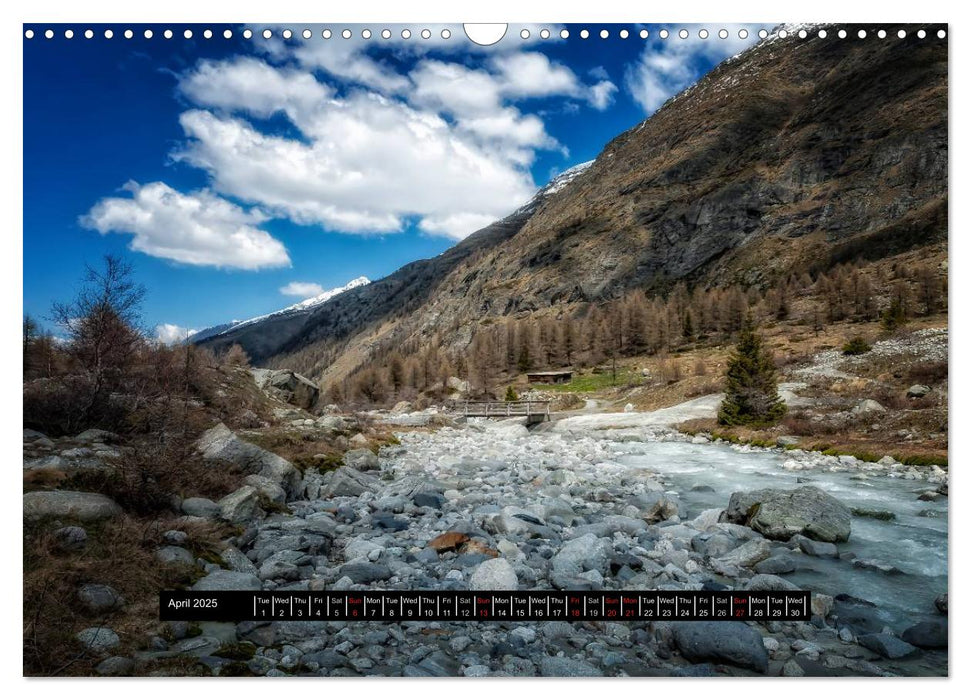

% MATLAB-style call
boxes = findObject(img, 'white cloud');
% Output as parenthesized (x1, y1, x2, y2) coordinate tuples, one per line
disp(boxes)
(156, 323, 197, 345)
(625, 25, 761, 113)
(280, 281, 325, 297)
(81, 181, 291, 269)
(172, 88, 538, 239)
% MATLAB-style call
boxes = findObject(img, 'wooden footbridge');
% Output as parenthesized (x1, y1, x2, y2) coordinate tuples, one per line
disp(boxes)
(452, 400, 552, 424)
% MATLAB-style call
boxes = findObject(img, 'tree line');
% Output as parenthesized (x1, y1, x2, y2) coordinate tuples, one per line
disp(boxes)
(326, 259, 946, 406)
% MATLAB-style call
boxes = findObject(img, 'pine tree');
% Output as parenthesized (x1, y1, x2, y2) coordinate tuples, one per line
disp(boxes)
(504, 386, 519, 401)
(718, 317, 786, 426)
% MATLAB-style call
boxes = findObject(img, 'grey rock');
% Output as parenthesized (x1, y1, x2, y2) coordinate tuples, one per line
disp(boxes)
(197, 424, 301, 498)
(220, 546, 259, 575)
(181, 497, 220, 518)
(858, 633, 918, 659)
(714, 538, 771, 568)
(23, 490, 122, 523)
(339, 562, 392, 584)
(74, 429, 119, 443)
(671, 621, 769, 672)
(218, 486, 264, 524)
(539, 656, 604, 677)
(78, 583, 125, 613)
(935, 592, 948, 615)
(192, 569, 262, 591)
(343, 448, 379, 471)
(907, 384, 931, 398)
(156, 546, 195, 567)
(469, 558, 518, 590)
(96, 656, 135, 675)
(754, 554, 796, 574)
(413, 492, 445, 509)
(162, 530, 188, 545)
(321, 466, 381, 498)
(53, 525, 87, 551)
(243, 474, 287, 504)
(746, 574, 800, 591)
(724, 486, 851, 543)
(792, 534, 839, 558)
(901, 619, 947, 649)
(76, 626, 121, 653)
(251, 368, 319, 410)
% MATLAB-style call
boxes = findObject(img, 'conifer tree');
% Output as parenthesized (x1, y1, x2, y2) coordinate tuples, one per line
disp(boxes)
(718, 317, 786, 426)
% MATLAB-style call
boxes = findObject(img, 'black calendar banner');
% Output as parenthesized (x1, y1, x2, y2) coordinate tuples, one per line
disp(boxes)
(160, 590, 811, 622)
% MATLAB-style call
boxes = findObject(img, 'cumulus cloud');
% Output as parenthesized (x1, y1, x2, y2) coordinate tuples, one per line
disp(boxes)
(172, 89, 537, 239)
(81, 181, 291, 269)
(625, 25, 761, 113)
(155, 323, 197, 344)
(280, 281, 325, 297)
(170, 44, 615, 240)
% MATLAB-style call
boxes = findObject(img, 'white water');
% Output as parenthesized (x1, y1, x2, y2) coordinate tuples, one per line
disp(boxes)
(610, 440, 947, 625)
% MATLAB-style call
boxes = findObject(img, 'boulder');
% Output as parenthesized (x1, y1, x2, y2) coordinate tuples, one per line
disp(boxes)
(156, 546, 195, 567)
(342, 448, 379, 471)
(446, 376, 470, 394)
(636, 492, 682, 523)
(320, 466, 380, 498)
(243, 474, 287, 504)
(250, 368, 320, 409)
(539, 657, 604, 677)
(907, 384, 931, 398)
(76, 627, 121, 654)
(469, 558, 518, 590)
(192, 569, 261, 591)
(858, 633, 918, 659)
(197, 424, 301, 498)
(901, 619, 947, 649)
(746, 574, 800, 591)
(852, 399, 885, 414)
(551, 534, 609, 579)
(74, 429, 119, 443)
(754, 554, 796, 574)
(181, 497, 220, 518)
(53, 525, 88, 551)
(935, 593, 948, 615)
(714, 538, 771, 568)
(338, 562, 392, 584)
(24, 490, 122, 523)
(724, 486, 851, 543)
(217, 486, 264, 524)
(791, 534, 839, 558)
(96, 656, 135, 676)
(78, 584, 125, 614)
(670, 621, 769, 672)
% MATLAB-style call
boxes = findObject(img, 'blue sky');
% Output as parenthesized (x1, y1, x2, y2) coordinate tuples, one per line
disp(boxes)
(23, 23, 761, 340)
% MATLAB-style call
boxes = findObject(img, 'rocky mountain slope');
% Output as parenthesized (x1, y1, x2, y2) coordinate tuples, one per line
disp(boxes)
(200, 25, 947, 386)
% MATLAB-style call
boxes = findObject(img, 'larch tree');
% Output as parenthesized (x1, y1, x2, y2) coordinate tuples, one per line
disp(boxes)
(717, 316, 786, 426)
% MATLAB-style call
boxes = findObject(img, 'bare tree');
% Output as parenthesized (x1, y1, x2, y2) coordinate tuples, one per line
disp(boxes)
(49, 254, 146, 422)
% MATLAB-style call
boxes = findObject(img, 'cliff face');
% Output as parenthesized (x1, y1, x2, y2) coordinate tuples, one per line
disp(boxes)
(201, 26, 947, 385)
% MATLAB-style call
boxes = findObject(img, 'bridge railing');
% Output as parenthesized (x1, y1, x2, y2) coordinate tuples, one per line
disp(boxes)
(451, 400, 551, 419)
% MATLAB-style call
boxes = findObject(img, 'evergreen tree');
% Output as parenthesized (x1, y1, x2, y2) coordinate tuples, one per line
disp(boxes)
(718, 317, 786, 426)
(504, 386, 519, 401)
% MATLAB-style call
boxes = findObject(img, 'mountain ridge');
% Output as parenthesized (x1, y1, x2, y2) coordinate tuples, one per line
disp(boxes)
(198, 25, 947, 389)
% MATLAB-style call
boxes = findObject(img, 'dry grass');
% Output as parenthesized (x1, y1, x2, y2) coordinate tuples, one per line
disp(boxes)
(24, 513, 236, 676)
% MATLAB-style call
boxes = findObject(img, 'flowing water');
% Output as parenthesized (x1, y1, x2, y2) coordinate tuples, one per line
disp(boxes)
(610, 440, 947, 628)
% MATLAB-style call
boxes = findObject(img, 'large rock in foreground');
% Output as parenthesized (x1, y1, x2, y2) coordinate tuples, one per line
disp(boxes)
(24, 490, 122, 523)
(197, 424, 301, 498)
(670, 621, 769, 672)
(723, 486, 851, 543)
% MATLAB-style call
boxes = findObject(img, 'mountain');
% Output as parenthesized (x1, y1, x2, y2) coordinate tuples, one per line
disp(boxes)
(198, 163, 594, 365)
(199, 24, 947, 386)
(191, 276, 370, 349)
